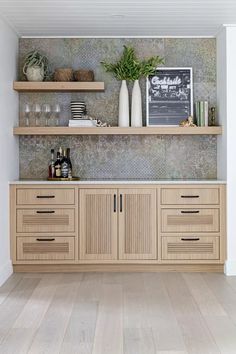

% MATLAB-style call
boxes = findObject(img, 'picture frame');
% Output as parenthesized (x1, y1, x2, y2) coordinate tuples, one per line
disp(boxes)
(146, 67, 193, 126)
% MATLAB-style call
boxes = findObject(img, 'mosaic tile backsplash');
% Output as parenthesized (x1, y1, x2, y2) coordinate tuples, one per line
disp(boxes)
(19, 38, 217, 179)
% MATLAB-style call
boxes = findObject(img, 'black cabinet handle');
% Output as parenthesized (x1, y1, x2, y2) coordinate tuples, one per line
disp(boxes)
(181, 195, 199, 198)
(36, 210, 55, 214)
(181, 238, 200, 241)
(37, 195, 55, 199)
(36, 238, 55, 242)
(120, 194, 123, 212)
(114, 194, 117, 212)
(181, 210, 199, 214)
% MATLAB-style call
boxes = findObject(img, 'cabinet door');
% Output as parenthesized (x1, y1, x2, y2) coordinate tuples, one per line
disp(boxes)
(79, 189, 118, 260)
(119, 189, 157, 260)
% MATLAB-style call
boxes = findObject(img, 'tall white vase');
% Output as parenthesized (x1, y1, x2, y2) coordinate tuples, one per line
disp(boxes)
(131, 79, 142, 127)
(119, 80, 129, 127)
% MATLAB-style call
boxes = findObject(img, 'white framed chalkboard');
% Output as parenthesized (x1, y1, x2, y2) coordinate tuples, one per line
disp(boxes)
(146, 67, 193, 126)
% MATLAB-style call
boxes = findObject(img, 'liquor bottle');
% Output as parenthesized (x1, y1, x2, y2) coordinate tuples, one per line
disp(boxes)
(48, 149, 55, 178)
(54, 152, 62, 178)
(59, 146, 63, 161)
(61, 149, 69, 178)
(66, 148, 73, 178)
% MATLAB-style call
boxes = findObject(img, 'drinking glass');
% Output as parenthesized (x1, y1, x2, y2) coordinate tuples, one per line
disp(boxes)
(33, 103, 41, 126)
(53, 104, 61, 126)
(42, 104, 51, 126)
(24, 104, 30, 126)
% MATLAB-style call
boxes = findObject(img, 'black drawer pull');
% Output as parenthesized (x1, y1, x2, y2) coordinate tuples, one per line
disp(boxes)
(181, 210, 199, 214)
(37, 195, 55, 199)
(36, 238, 55, 242)
(120, 194, 123, 212)
(36, 211, 55, 214)
(181, 238, 200, 241)
(114, 194, 117, 213)
(181, 195, 199, 198)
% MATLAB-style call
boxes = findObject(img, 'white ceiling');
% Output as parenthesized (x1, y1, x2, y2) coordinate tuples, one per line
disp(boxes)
(0, 0, 235, 37)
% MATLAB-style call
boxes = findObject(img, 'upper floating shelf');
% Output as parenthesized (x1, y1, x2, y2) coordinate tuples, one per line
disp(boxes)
(13, 126, 222, 136)
(13, 81, 105, 92)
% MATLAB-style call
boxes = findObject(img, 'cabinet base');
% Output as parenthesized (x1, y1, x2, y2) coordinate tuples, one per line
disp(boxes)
(13, 263, 224, 273)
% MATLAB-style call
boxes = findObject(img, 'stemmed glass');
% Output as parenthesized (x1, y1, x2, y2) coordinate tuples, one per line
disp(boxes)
(42, 104, 51, 126)
(53, 104, 61, 126)
(24, 104, 31, 126)
(33, 104, 41, 126)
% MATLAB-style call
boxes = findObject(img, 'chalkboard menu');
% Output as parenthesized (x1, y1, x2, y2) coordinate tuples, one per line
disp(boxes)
(146, 67, 193, 126)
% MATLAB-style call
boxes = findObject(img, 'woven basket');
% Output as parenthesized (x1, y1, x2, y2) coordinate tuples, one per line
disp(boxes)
(74, 70, 94, 82)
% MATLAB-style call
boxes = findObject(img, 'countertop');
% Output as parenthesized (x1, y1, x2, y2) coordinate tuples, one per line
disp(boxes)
(9, 179, 227, 185)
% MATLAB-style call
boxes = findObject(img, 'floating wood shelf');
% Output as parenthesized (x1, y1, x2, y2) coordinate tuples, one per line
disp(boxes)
(13, 81, 105, 92)
(13, 126, 222, 136)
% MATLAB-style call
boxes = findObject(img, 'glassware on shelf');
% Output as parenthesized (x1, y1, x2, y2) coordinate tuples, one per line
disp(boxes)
(33, 103, 41, 126)
(53, 104, 61, 126)
(24, 104, 31, 126)
(42, 104, 51, 126)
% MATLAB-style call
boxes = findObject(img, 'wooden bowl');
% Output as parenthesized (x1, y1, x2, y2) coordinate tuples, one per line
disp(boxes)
(74, 70, 94, 82)
(54, 68, 73, 81)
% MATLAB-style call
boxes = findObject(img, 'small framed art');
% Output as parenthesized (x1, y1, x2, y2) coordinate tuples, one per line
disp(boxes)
(146, 67, 193, 126)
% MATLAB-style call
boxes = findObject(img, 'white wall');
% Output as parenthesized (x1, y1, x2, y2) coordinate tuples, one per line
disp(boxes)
(217, 25, 236, 275)
(0, 18, 19, 285)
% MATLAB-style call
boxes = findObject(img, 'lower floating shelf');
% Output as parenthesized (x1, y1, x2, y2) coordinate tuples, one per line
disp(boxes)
(13, 126, 222, 136)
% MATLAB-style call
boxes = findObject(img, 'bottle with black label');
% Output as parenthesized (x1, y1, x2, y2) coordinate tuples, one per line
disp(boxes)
(48, 149, 55, 178)
(61, 149, 69, 178)
(66, 148, 72, 178)
(54, 152, 62, 178)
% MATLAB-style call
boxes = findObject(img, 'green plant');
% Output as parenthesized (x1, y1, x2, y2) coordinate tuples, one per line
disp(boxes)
(101, 45, 164, 81)
(23, 50, 49, 79)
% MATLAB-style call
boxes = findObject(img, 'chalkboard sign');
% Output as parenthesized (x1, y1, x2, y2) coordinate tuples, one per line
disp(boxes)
(146, 67, 193, 126)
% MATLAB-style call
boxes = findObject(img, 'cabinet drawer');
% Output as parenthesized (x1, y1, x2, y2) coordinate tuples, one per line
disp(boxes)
(17, 188, 75, 205)
(161, 188, 219, 205)
(16, 209, 75, 233)
(162, 236, 219, 260)
(17, 236, 74, 261)
(161, 208, 219, 233)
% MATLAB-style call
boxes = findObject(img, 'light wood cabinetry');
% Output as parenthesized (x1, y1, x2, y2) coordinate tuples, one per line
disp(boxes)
(17, 236, 75, 261)
(10, 183, 226, 271)
(79, 189, 118, 260)
(118, 188, 157, 260)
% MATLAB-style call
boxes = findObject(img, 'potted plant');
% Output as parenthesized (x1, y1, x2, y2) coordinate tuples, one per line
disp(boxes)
(23, 50, 49, 82)
(101, 46, 164, 127)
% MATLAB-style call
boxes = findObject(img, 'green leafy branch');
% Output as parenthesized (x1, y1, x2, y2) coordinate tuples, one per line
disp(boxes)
(101, 45, 164, 81)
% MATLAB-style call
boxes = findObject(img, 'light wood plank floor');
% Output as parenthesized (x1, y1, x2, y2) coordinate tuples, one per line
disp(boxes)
(0, 272, 236, 354)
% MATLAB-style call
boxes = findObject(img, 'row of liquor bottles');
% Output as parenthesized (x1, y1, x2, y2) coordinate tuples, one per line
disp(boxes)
(48, 147, 72, 179)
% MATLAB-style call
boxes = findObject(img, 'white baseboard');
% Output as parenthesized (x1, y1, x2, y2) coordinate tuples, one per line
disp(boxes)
(224, 260, 236, 276)
(0, 260, 13, 286)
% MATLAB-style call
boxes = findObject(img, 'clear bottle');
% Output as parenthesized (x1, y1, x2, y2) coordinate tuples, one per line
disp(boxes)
(66, 148, 72, 178)
(59, 147, 63, 161)
(61, 149, 69, 178)
(54, 152, 62, 178)
(48, 149, 55, 178)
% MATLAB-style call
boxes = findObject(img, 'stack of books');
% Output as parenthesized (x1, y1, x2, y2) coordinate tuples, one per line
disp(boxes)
(68, 119, 97, 127)
(195, 101, 208, 126)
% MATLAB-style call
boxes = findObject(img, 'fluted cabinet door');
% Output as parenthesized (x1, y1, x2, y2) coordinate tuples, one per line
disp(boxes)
(119, 189, 157, 260)
(79, 189, 118, 260)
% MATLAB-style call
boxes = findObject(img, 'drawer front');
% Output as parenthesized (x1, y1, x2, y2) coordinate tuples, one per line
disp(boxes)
(17, 188, 75, 205)
(161, 208, 219, 233)
(161, 188, 219, 205)
(17, 236, 74, 261)
(16, 209, 75, 233)
(162, 236, 219, 260)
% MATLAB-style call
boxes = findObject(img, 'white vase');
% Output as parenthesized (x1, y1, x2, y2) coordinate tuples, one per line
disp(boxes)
(131, 79, 142, 127)
(118, 80, 129, 127)
(26, 66, 44, 82)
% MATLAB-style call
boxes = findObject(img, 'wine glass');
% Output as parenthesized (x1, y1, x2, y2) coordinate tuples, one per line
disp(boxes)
(53, 104, 61, 126)
(24, 104, 30, 126)
(42, 104, 51, 126)
(33, 103, 41, 126)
